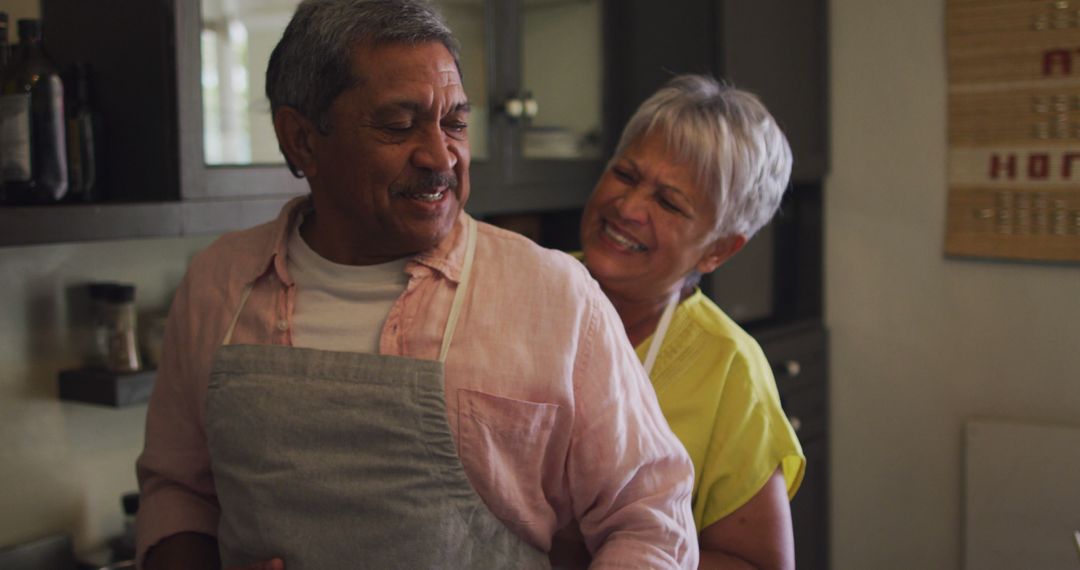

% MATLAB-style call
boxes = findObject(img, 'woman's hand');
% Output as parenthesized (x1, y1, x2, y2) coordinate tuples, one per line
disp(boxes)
(698, 468, 794, 569)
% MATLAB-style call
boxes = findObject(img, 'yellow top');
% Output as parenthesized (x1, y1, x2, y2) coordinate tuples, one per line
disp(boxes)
(635, 289, 805, 531)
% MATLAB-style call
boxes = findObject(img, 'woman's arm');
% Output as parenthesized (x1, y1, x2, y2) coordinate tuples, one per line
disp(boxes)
(698, 468, 794, 570)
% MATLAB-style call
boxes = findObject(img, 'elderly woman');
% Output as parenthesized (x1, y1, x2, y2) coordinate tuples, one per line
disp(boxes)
(577, 74, 805, 568)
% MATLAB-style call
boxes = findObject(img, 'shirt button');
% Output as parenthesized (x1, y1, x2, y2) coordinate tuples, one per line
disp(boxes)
(276, 319, 289, 332)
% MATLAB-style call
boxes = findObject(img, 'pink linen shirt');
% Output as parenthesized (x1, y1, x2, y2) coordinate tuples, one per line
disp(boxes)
(135, 196, 697, 568)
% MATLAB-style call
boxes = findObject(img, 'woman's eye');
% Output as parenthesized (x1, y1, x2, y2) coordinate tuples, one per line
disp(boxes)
(613, 168, 635, 184)
(658, 196, 684, 214)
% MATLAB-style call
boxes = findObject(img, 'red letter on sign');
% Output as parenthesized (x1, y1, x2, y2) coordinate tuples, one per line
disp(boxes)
(1043, 49, 1072, 76)
(1063, 153, 1080, 178)
(989, 154, 1017, 179)
(1028, 154, 1050, 179)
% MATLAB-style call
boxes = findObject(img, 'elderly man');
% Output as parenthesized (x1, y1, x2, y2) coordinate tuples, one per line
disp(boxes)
(135, 1, 697, 568)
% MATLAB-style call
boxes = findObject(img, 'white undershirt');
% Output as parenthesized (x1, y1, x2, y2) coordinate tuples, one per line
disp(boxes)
(286, 218, 410, 353)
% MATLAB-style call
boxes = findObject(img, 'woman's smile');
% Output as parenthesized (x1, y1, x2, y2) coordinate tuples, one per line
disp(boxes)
(601, 220, 648, 252)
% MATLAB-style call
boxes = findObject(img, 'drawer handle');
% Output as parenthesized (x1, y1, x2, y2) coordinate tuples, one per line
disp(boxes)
(784, 360, 802, 378)
(789, 416, 802, 432)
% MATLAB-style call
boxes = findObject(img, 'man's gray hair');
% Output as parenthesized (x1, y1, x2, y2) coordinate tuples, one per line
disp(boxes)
(613, 75, 793, 239)
(266, 0, 460, 135)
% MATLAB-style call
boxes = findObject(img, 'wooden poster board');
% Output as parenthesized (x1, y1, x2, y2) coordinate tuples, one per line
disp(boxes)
(946, 0, 1080, 262)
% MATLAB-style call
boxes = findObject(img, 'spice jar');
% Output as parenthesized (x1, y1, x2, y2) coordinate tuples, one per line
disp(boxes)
(102, 283, 141, 372)
(86, 282, 115, 368)
(140, 312, 167, 369)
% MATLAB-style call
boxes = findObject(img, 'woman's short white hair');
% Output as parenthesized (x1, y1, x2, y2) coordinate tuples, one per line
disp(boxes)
(613, 74, 793, 239)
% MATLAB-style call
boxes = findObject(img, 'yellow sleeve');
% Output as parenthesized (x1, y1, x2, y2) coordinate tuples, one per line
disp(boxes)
(691, 343, 805, 530)
(641, 294, 805, 532)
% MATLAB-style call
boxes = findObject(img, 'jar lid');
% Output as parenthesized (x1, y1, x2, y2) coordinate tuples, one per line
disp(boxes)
(103, 283, 136, 304)
(88, 282, 118, 299)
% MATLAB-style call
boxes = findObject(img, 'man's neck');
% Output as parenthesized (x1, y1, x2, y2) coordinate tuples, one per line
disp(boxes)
(299, 210, 416, 266)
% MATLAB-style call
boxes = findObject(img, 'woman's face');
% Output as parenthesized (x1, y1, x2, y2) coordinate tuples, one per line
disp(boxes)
(581, 129, 736, 301)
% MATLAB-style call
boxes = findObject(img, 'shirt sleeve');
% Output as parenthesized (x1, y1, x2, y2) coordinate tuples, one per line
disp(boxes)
(567, 292, 699, 569)
(694, 344, 806, 530)
(134, 268, 221, 567)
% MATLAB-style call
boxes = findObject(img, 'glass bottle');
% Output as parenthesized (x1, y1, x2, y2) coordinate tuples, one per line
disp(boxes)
(64, 62, 102, 202)
(1, 13, 10, 205)
(0, 19, 68, 205)
(0, 13, 10, 72)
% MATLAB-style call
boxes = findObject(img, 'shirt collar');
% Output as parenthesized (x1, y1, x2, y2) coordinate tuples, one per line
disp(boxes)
(249, 195, 470, 287)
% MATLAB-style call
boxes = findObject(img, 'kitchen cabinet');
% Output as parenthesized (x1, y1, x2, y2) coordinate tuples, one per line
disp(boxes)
(0, 0, 297, 247)
(606, 0, 829, 182)
(2, 0, 826, 244)
(434, 0, 608, 215)
(752, 321, 830, 570)
(1, 0, 609, 246)
(185, 0, 610, 214)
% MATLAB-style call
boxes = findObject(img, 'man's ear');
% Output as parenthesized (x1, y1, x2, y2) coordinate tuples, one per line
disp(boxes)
(696, 234, 747, 275)
(273, 107, 320, 178)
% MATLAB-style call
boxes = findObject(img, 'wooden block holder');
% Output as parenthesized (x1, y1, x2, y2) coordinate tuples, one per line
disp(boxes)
(57, 368, 156, 408)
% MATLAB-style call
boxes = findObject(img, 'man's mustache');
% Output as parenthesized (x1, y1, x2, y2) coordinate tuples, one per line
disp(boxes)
(390, 172, 459, 197)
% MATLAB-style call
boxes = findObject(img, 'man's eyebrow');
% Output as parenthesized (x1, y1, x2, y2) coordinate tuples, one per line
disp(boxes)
(373, 101, 471, 117)
(373, 101, 423, 116)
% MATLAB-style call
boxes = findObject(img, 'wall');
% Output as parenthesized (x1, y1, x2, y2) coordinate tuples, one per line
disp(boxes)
(827, 0, 1080, 568)
(3, 0, 36, 29)
(0, 235, 217, 554)
(0, 1, 211, 556)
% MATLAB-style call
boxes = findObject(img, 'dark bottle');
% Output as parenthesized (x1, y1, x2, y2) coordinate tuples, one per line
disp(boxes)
(64, 62, 102, 202)
(0, 19, 68, 205)
(0, 13, 10, 72)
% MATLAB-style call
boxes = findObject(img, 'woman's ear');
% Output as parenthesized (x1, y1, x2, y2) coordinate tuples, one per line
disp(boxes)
(273, 107, 320, 178)
(696, 234, 747, 275)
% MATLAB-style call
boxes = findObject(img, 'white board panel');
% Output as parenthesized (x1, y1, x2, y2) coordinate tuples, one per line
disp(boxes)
(964, 419, 1080, 570)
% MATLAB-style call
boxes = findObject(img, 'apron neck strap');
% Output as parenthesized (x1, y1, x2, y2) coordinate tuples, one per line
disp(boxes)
(221, 217, 479, 360)
(222, 283, 255, 346)
(439, 217, 477, 363)
(642, 293, 680, 376)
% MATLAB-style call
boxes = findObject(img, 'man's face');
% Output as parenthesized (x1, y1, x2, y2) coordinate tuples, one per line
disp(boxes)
(306, 41, 471, 263)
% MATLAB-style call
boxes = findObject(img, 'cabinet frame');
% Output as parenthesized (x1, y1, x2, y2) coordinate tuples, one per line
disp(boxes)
(465, 0, 608, 215)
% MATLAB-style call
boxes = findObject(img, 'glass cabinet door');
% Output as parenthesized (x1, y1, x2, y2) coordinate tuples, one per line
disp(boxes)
(201, 0, 491, 166)
(200, 0, 295, 166)
(521, 0, 604, 161)
(433, 0, 491, 162)
(191, 0, 599, 211)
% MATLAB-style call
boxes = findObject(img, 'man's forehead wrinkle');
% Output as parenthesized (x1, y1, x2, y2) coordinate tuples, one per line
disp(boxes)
(438, 67, 461, 87)
(372, 99, 465, 114)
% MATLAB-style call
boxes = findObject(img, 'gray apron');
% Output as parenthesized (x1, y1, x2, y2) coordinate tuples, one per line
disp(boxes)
(205, 219, 548, 569)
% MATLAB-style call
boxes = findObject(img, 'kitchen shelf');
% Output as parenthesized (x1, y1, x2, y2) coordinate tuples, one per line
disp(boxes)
(0, 195, 298, 247)
(0, 203, 182, 247)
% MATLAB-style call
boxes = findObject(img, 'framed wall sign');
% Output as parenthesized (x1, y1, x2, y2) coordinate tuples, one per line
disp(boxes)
(946, 0, 1080, 262)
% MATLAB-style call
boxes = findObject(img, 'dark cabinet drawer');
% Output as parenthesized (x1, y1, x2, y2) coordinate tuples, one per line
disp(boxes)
(753, 321, 829, 570)
(755, 322, 828, 396)
(790, 436, 829, 570)
(779, 382, 827, 441)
